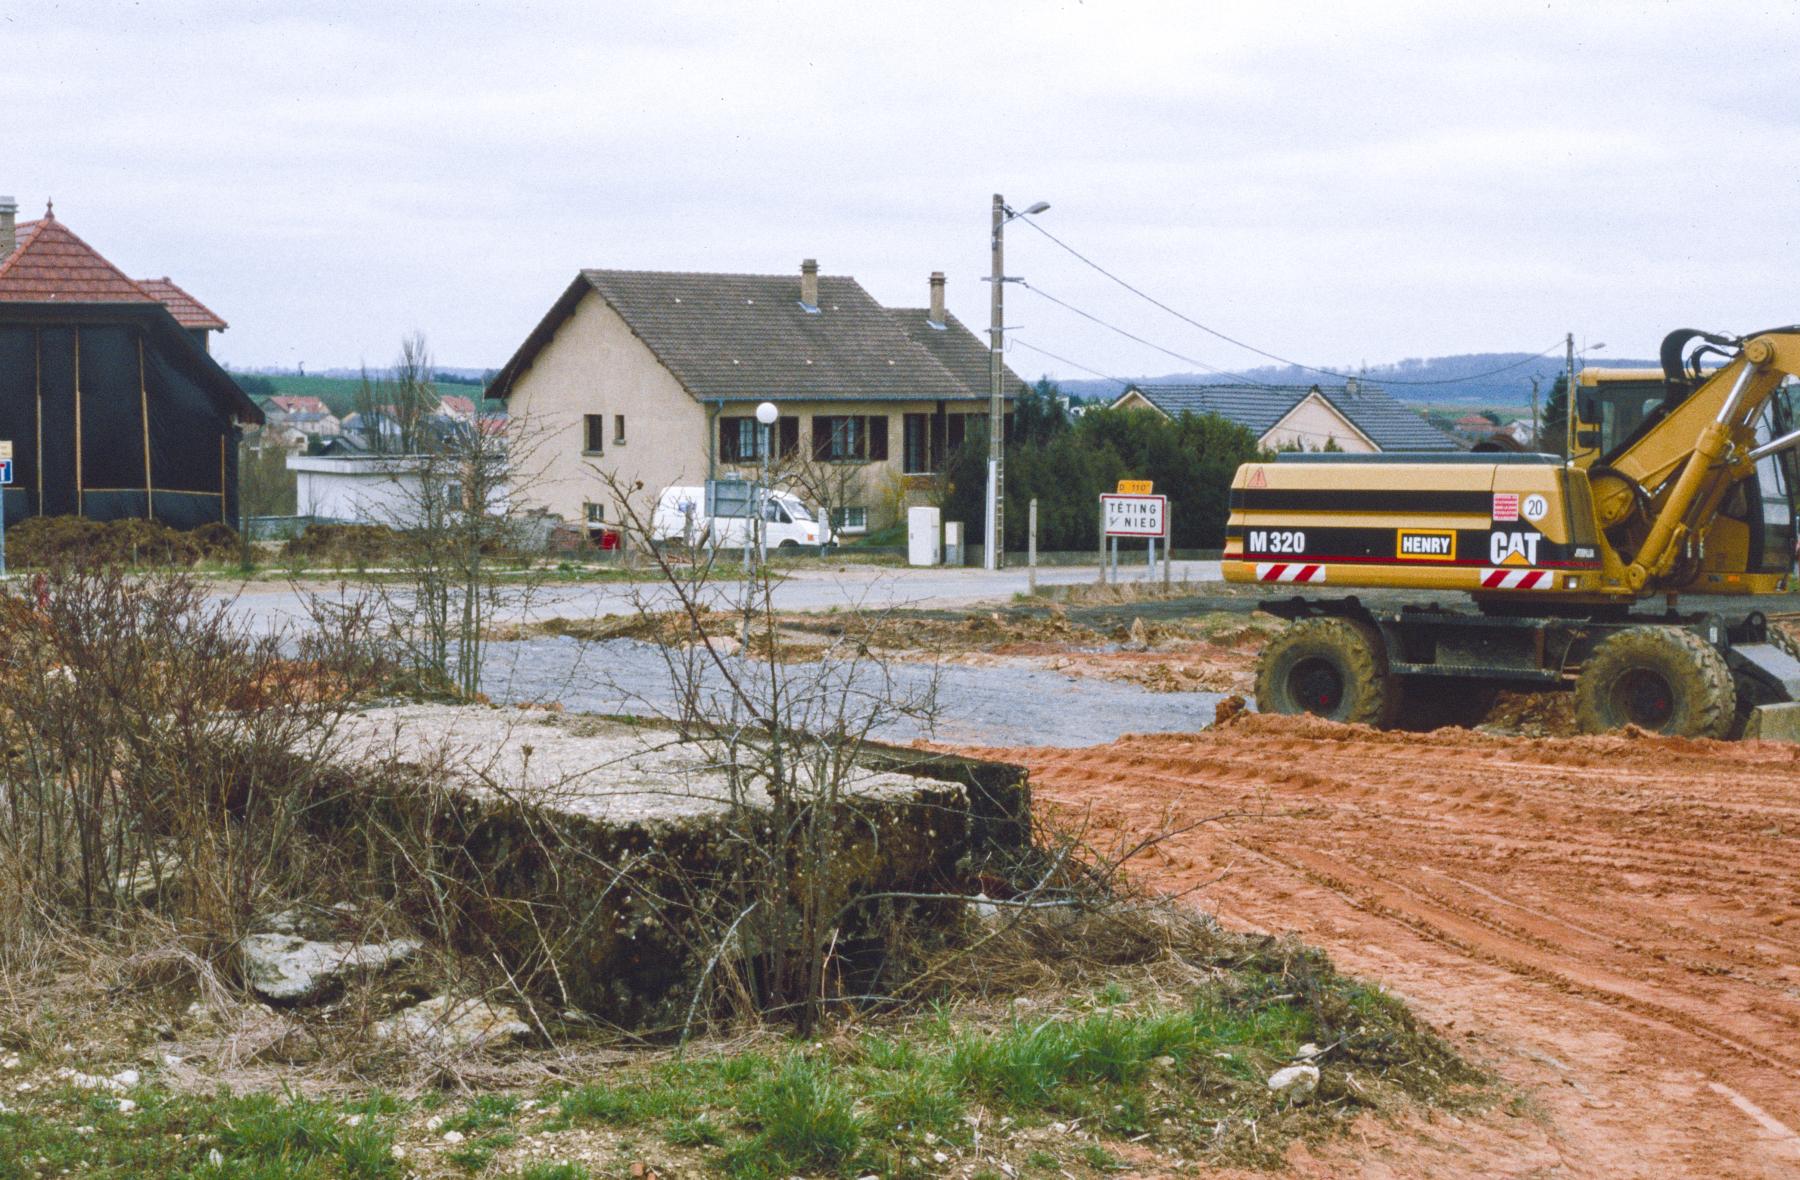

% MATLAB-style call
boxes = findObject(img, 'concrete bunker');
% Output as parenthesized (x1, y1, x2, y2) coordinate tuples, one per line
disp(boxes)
(325, 706, 1033, 1029)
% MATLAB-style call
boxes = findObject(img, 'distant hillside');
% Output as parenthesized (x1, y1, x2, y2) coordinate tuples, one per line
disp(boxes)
(1057, 354, 1657, 410)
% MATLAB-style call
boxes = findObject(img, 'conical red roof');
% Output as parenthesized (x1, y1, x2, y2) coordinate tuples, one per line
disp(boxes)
(0, 207, 159, 304)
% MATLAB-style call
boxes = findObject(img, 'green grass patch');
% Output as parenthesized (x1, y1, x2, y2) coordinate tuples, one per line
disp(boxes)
(0, 949, 1483, 1177)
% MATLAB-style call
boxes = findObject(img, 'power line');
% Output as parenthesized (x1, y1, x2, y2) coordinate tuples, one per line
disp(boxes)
(1009, 339, 1133, 387)
(1015, 215, 1563, 386)
(1016, 280, 1285, 387)
(1009, 339, 1446, 447)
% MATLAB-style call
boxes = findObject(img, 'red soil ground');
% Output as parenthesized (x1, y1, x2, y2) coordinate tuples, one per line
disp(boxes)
(974, 715, 1800, 1178)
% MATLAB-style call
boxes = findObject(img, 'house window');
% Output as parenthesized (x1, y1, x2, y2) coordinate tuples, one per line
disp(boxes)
(831, 506, 868, 533)
(811, 415, 888, 462)
(903, 413, 932, 474)
(946, 413, 969, 453)
(584, 414, 606, 454)
(584, 501, 607, 541)
(614, 414, 626, 445)
(719, 415, 765, 462)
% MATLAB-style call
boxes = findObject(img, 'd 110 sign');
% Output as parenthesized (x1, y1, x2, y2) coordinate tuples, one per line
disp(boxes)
(1101, 493, 1168, 538)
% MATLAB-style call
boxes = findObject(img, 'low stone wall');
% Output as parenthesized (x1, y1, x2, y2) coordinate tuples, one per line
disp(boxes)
(323, 707, 1032, 1029)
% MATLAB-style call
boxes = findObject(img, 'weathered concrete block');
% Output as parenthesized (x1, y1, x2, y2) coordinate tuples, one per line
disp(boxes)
(1744, 702, 1800, 742)
(325, 706, 1032, 1028)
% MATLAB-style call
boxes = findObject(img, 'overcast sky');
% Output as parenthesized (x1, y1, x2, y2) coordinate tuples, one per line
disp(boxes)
(6, 1, 1797, 387)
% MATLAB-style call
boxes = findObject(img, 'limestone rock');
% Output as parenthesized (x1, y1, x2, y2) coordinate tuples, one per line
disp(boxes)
(374, 994, 530, 1051)
(241, 932, 420, 1003)
(1267, 1062, 1320, 1096)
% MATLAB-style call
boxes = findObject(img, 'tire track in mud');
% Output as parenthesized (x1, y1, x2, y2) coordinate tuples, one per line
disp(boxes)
(972, 714, 1800, 1145)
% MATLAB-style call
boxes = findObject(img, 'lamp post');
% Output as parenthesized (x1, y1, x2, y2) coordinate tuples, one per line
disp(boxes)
(756, 400, 779, 567)
(986, 194, 1049, 571)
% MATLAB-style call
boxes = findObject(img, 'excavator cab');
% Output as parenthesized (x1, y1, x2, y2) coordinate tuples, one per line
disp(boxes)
(1574, 366, 1800, 582)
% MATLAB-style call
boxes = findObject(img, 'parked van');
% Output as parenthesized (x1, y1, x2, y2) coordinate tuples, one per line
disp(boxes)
(651, 484, 833, 550)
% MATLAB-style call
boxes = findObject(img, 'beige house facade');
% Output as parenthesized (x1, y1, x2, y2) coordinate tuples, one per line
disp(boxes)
(1110, 380, 1455, 454)
(488, 261, 1025, 535)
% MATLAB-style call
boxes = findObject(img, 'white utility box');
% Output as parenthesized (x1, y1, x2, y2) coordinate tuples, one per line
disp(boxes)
(907, 506, 942, 566)
(942, 520, 964, 566)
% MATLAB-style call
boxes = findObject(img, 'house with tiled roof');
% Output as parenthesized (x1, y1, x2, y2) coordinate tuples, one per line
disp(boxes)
(0, 196, 259, 528)
(1109, 380, 1456, 454)
(488, 260, 1026, 532)
(269, 395, 329, 417)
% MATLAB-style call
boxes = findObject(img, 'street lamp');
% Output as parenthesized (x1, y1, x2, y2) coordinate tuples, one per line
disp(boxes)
(986, 195, 1050, 571)
(756, 401, 779, 566)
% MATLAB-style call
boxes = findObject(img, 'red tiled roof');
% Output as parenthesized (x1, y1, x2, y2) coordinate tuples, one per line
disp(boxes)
(270, 395, 329, 415)
(439, 394, 477, 415)
(135, 276, 227, 330)
(0, 213, 160, 304)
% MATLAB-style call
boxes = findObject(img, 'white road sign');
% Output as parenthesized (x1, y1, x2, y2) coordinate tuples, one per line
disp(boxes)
(1101, 493, 1168, 538)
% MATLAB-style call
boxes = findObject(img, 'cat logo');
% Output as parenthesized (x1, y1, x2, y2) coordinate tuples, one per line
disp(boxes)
(1396, 530, 1456, 560)
(1490, 530, 1542, 566)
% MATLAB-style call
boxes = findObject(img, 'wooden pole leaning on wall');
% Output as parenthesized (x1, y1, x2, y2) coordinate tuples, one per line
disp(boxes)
(73, 327, 83, 517)
(34, 327, 43, 514)
(139, 334, 153, 520)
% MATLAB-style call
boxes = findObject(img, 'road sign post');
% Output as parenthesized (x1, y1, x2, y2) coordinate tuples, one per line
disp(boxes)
(1101, 492, 1169, 585)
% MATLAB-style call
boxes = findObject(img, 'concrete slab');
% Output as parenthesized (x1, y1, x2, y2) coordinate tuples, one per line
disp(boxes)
(321, 705, 1032, 1027)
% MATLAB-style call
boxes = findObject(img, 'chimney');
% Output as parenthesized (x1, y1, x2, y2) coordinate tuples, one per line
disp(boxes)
(0, 197, 16, 258)
(928, 271, 946, 327)
(800, 258, 819, 309)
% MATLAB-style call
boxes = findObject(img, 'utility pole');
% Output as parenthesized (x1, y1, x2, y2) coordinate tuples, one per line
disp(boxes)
(986, 193, 1006, 571)
(1530, 376, 1541, 450)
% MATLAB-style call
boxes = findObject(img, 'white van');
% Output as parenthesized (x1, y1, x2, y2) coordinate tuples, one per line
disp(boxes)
(651, 484, 833, 550)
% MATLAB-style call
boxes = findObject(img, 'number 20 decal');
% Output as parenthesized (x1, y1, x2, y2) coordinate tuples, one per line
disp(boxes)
(1247, 529, 1306, 554)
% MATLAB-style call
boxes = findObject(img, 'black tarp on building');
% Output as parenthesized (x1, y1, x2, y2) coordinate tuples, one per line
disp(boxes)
(0, 304, 260, 529)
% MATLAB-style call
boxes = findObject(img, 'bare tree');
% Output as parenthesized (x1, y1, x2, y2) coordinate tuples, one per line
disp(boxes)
(351, 332, 439, 456)
(592, 473, 950, 1034)
(236, 433, 297, 570)
(360, 335, 548, 698)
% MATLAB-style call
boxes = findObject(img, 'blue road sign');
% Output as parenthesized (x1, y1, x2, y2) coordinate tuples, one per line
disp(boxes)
(0, 460, 11, 485)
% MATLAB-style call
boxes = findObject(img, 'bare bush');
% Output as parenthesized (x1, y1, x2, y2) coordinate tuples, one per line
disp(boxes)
(0, 566, 387, 961)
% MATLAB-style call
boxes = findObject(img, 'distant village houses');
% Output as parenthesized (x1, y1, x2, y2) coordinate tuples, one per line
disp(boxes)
(486, 259, 1025, 534)
(0, 196, 260, 528)
(1109, 380, 1457, 453)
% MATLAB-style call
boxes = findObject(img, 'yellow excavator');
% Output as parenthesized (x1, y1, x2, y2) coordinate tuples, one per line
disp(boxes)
(1222, 326, 1800, 737)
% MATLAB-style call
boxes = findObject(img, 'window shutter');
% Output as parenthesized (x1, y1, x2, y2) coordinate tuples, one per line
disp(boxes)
(719, 417, 737, 463)
(780, 417, 799, 458)
(868, 414, 888, 461)
(812, 416, 831, 461)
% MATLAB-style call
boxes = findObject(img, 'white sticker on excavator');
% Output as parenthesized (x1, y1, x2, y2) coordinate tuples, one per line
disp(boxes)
(1490, 531, 1542, 565)
(1522, 494, 1548, 521)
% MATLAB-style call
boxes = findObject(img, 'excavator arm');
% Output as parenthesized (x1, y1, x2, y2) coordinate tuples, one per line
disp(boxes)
(1589, 329, 1800, 592)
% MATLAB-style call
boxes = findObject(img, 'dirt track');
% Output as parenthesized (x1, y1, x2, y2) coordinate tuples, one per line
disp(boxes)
(978, 716, 1800, 1177)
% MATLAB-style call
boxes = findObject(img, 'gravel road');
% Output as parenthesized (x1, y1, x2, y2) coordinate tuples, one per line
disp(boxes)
(480, 634, 1225, 748)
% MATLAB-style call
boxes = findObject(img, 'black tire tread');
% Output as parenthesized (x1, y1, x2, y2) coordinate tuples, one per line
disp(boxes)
(1254, 616, 1397, 727)
(1573, 625, 1734, 738)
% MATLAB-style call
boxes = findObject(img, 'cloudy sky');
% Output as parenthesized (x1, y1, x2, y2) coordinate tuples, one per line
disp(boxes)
(5, 1, 1797, 386)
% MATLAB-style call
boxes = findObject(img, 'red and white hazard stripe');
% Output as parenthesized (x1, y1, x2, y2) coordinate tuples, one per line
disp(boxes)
(1479, 568, 1550, 590)
(1256, 563, 1327, 584)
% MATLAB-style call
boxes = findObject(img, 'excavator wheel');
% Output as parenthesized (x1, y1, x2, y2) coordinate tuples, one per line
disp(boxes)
(1573, 626, 1735, 739)
(1255, 616, 1397, 727)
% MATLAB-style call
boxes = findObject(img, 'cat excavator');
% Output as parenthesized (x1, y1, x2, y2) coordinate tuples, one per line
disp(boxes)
(1222, 326, 1800, 737)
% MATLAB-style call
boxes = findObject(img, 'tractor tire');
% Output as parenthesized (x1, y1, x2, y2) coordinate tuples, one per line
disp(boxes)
(1573, 626, 1735, 738)
(1393, 679, 1500, 732)
(1255, 616, 1397, 727)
